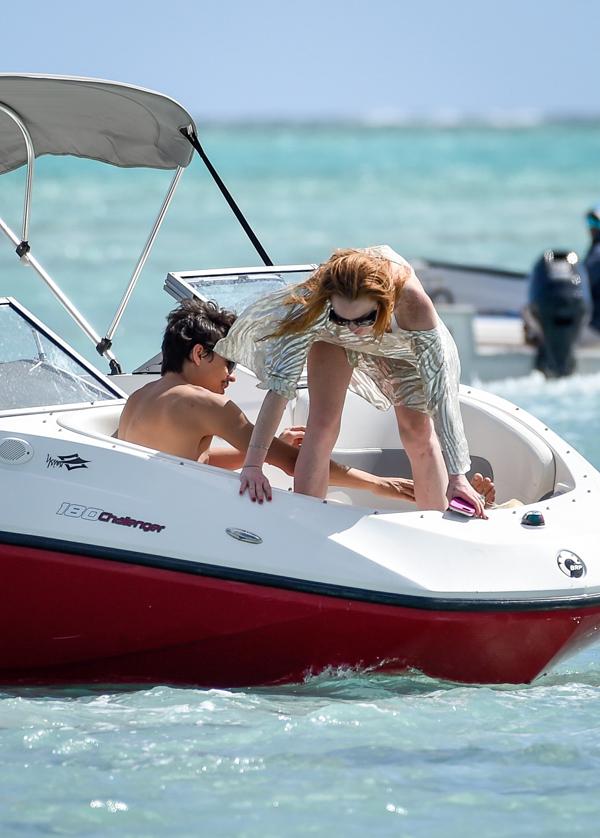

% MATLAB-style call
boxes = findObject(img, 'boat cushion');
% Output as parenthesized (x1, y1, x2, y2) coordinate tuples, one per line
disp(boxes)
(331, 448, 493, 481)
(57, 404, 123, 438)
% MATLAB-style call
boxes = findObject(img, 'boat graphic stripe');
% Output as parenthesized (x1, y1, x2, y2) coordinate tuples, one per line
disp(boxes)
(1, 530, 599, 613)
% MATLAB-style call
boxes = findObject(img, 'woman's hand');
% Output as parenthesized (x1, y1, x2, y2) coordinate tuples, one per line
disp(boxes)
(239, 466, 273, 503)
(278, 425, 305, 447)
(238, 390, 288, 503)
(374, 477, 416, 502)
(447, 474, 487, 519)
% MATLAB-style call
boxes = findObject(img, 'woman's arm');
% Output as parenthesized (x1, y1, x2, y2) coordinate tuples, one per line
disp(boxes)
(239, 390, 288, 502)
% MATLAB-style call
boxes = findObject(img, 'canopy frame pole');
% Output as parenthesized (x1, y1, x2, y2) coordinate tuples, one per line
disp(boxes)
(181, 126, 273, 267)
(0, 101, 34, 251)
(100, 165, 185, 356)
(0, 215, 120, 371)
(0, 101, 122, 373)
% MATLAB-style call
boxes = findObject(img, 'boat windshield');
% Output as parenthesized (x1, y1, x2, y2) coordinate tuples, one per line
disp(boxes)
(0, 301, 120, 411)
(164, 267, 315, 312)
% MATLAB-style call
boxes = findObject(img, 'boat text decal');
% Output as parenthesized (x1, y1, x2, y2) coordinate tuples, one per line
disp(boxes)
(56, 502, 165, 533)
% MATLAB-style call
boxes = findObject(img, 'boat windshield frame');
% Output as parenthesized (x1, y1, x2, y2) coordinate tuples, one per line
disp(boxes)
(164, 264, 318, 311)
(0, 296, 126, 417)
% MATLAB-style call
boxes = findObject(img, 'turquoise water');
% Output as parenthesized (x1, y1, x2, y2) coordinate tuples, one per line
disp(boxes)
(2, 124, 600, 835)
(1, 122, 599, 370)
(3, 663, 600, 837)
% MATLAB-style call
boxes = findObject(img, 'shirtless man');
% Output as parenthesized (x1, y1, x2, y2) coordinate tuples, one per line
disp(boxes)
(118, 299, 494, 506)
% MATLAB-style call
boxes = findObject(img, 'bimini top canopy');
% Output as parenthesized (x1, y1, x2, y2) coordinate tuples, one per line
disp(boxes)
(0, 73, 197, 174)
(0, 73, 271, 375)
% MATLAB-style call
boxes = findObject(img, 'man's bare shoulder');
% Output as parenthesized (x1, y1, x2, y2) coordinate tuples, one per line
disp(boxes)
(170, 386, 247, 444)
(394, 276, 438, 331)
(126, 378, 230, 419)
(161, 382, 231, 413)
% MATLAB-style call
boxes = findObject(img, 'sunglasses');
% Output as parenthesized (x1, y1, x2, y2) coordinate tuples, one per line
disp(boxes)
(329, 307, 378, 328)
(193, 347, 236, 374)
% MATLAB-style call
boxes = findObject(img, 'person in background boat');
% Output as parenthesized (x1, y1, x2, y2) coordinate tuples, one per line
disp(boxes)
(117, 299, 475, 504)
(215, 245, 488, 517)
(584, 205, 600, 333)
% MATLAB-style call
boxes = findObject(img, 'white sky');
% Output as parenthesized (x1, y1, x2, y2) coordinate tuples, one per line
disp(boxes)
(2, 0, 599, 119)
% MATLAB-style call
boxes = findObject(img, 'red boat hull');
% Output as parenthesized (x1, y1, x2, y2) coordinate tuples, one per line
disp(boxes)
(2, 540, 600, 686)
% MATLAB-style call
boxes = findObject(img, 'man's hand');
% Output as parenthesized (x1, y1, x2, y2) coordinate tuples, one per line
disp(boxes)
(373, 477, 416, 502)
(447, 474, 487, 519)
(239, 466, 273, 503)
(278, 426, 305, 447)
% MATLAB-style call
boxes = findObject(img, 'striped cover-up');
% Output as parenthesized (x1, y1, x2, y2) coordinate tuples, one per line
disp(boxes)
(214, 245, 470, 475)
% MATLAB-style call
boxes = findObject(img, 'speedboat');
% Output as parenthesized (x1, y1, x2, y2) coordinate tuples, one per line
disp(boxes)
(416, 255, 600, 379)
(2, 74, 600, 688)
(414, 257, 527, 314)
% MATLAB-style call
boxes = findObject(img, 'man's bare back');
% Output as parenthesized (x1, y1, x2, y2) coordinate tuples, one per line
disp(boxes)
(118, 370, 264, 472)
(119, 376, 223, 461)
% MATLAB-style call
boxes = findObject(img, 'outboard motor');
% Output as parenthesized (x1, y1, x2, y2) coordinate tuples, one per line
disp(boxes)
(525, 250, 591, 378)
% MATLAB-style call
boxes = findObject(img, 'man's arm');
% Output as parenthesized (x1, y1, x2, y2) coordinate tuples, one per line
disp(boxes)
(205, 397, 415, 501)
(203, 398, 296, 476)
(203, 447, 246, 470)
(204, 426, 304, 471)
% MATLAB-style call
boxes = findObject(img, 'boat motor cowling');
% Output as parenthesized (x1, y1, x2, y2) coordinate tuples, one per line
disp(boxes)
(584, 205, 600, 333)
(525, 250, 591, 378)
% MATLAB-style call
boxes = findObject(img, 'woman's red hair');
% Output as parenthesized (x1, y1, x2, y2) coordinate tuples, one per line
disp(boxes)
(270, 248, 408, 338)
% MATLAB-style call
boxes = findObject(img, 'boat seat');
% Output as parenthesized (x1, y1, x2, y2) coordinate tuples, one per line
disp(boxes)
(330, 448, 493, 481)
(293, 388, 556, 505)
(57, 403, 124, 438)
(459, 400, 555, 504)
(323, 448, 494, 511)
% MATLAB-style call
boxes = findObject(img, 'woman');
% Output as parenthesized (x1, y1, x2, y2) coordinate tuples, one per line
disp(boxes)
(214, 245, 486, 517)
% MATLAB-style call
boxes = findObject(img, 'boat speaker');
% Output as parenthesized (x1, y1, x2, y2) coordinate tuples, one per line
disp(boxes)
(0, 437, 34, 465)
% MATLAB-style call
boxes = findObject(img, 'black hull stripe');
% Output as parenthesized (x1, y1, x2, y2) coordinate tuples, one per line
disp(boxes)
(1, 530, 599, 613)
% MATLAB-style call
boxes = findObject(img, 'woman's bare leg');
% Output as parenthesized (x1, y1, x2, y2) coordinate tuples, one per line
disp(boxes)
(294, 342, 353, 498)
(394, 404, 448, 511)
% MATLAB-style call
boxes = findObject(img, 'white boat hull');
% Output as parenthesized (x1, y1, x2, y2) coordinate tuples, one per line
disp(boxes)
(2, 370, 600, 685)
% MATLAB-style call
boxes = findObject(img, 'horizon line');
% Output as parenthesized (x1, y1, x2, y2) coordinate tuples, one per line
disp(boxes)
(191, 109, 600, 129)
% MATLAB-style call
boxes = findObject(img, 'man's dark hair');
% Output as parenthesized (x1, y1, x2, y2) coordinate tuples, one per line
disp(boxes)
(161, 299, 236, 375)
